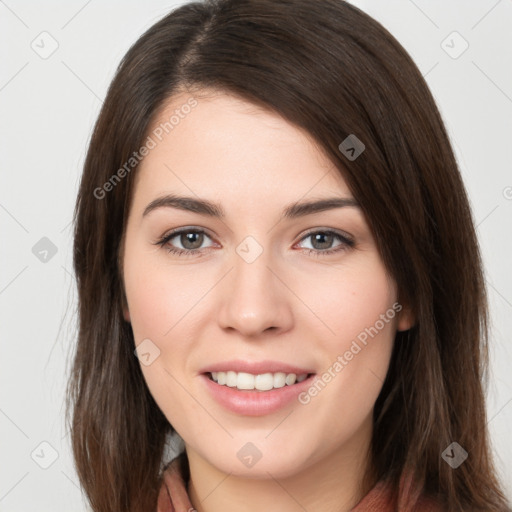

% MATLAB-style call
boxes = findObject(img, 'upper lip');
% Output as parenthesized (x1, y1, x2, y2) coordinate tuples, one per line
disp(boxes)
(199, 359, 316, 376)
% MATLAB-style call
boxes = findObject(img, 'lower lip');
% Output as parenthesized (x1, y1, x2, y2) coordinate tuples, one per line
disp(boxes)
(200, 373, 316, 416)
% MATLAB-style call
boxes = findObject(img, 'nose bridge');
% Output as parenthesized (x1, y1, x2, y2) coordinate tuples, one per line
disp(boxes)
(216, 235, 293, 336)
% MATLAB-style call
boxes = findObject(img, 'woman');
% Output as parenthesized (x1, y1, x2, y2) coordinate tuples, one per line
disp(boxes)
(66, 0, 511, 511)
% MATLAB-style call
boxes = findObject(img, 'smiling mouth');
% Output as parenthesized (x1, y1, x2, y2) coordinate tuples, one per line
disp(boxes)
(205, 371, 316, 392)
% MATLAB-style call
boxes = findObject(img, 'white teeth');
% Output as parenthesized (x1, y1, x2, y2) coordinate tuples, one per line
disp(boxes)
(238, 372, 259, 390)
(272, 372, 286, 388)
(285, 373, 296, 386)
(209, 371, 310, 391)
(226, 371, 237, 387)
(255, 373, 275, 391)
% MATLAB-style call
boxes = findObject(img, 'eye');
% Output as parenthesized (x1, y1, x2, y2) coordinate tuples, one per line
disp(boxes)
(295, 229, 354, 256)
(154, 228, 215, 257)
(154, 227, 354, 258)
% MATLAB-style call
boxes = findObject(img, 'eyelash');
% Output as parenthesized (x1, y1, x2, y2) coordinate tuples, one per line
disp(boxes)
(154, 227, 355, 258)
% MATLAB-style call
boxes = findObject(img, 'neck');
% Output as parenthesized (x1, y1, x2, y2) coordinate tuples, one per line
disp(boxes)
(185, 416, 374, 512)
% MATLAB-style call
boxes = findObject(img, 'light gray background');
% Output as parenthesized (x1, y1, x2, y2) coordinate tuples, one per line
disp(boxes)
(1, 1, 511, 510)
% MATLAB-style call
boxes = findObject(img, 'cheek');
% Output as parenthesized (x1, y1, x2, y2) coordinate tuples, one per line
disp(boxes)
(123, 244, 207, 343)
(123, 243, 214, 411)
(295, 257, 397, 419)
(296, 255, 397, 345)
(123, 248, 208, 427)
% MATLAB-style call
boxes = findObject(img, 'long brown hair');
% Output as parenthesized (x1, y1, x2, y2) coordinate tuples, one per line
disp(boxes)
(66, 0, 511, 510)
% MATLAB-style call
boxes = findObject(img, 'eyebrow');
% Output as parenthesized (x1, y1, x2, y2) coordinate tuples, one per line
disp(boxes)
(142, 194, 360, 220)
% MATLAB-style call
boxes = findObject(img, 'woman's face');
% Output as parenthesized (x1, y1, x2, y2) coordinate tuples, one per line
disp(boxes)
(121, 89, 413, 478)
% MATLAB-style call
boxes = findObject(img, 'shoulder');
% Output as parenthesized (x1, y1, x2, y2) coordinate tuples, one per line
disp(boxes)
(156, 452, 193, 512)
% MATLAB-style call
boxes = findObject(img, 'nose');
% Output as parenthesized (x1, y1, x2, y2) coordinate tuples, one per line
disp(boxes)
(216, 243, 294, 338)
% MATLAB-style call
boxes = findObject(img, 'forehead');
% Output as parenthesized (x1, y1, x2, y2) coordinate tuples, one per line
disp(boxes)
(132, 89, 352, 208)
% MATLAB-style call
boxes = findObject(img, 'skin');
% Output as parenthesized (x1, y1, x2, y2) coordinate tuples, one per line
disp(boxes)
(121, 89, 414, 512)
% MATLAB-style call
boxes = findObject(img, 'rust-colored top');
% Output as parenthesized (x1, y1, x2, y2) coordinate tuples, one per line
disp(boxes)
(156, 453, 442, 512)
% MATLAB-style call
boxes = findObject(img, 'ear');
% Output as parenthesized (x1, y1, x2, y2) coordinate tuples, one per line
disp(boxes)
(396, 303, 415, 332)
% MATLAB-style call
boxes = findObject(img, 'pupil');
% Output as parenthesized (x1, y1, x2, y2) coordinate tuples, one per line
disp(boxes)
(313, 233, 332, 250)
(182, 232, 202, 249)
